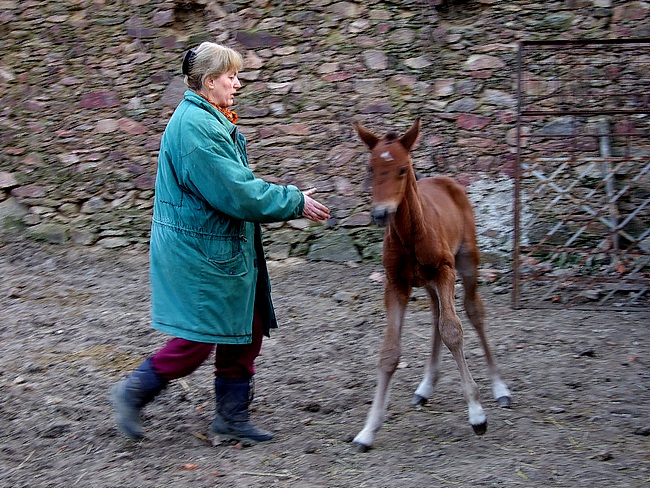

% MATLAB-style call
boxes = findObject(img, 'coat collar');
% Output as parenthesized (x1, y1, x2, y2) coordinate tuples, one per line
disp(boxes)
(183, 90, 235, 130)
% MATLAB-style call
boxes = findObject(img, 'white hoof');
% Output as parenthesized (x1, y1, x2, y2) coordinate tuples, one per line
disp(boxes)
(468, 402, 486, 427)
(492, 380, 511, 404)
(353, 430, 374, 452)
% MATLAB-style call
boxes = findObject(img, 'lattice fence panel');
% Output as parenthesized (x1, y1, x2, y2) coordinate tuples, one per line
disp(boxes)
(514, 40, 650, 310)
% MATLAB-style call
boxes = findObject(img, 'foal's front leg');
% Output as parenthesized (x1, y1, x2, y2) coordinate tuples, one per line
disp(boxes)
(353, 282, 410, 451)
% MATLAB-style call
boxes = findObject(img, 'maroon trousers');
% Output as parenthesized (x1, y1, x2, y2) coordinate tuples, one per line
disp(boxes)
(150, 311, 264, 381)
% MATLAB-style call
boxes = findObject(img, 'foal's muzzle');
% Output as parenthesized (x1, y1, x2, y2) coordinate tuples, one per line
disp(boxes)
(371, 207, 393, 227)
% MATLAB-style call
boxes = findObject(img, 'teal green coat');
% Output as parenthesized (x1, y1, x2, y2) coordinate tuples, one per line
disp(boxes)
(150, 90, 304, 344)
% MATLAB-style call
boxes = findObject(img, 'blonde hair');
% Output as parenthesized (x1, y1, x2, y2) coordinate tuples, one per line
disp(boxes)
(183, 42, 243, 91)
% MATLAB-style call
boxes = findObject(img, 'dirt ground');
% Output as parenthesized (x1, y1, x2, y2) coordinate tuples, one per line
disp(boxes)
(1, 236, 648, 488)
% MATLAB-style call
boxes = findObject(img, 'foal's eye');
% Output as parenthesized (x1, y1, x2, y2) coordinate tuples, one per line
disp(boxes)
(367, 166, 374, 175)
(398, 167, 407, 176)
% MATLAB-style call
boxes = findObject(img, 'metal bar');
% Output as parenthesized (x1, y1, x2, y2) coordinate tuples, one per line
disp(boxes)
(522, 110, 650, 116)
(513, 41, 524, 309)
(521, 38, 650, 47)
(598, 118, 619, 250)
(523, 132, 650, 138)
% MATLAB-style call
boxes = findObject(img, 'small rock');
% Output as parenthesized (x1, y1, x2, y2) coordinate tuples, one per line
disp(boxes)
(95, 118, 119, 133)
(351, 318, 367, 327)
(579, 289, 600, 300)
(40, 421, 73, 438)
(0, 171, 18, 189)
(464, 54, 505, 70)
(404, 55, 432, 69)
(7, 287, 21, 298)
(634, 426, 650, 436)
(589, 451, 613, 461)
(303, 442, 318, 454)
(152, 9, 174, 27)
(303, 403, 320, 413)
(576, 348, 595, 357)
(118, 117, 147, 135)
(80, 90, 120, 109)
(363, 50, 387, 70)
(286, 218, 311, 231)
(11, 184, 47, 198)
(368, 271, 385, 283)
(98, 237, 130, 249)
(332, 291, 357, 303)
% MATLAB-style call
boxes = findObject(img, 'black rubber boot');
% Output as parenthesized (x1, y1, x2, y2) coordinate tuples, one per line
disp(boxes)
(110, 357, 168, 440)
(210, 378, 274, 445)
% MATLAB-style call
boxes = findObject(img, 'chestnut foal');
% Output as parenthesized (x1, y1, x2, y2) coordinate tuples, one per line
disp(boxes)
(353, 119, 511, 451)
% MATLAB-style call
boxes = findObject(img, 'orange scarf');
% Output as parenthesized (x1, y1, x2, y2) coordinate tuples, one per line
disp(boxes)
(198, 93, 238, 124)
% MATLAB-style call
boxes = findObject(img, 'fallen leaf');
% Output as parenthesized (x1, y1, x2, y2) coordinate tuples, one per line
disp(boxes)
(192, 432, 208, 442)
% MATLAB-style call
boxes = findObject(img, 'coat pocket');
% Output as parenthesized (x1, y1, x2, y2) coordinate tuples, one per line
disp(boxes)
(204, 236, 247, 276)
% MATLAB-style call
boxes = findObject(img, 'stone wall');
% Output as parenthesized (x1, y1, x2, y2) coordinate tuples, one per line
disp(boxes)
(0, 0, 647, 264)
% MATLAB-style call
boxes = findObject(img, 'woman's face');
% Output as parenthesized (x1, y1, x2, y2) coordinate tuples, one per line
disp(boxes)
(204, 71, 241, 108)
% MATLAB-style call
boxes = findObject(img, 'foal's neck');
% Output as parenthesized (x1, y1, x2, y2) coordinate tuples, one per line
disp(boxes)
(392, 169, 430, 250)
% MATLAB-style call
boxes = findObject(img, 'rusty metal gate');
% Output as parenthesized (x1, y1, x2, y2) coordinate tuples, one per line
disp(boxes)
(514, 39, 650, 310)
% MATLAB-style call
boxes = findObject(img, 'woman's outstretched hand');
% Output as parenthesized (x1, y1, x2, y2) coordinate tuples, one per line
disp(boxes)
(302, 188, 330, 222)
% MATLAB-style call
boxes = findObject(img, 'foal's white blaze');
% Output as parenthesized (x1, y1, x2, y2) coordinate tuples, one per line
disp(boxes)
(380, 151, 394, 161)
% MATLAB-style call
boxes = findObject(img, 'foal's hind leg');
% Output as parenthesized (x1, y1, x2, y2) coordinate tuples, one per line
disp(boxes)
(456, 246, 511, 407)
(435, 265, 487, 435)
(353, 281, 410, 451)
(412, 292, 443, 405)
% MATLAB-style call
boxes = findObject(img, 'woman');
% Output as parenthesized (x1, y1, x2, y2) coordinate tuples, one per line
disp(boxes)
(111, 42, 330, 445)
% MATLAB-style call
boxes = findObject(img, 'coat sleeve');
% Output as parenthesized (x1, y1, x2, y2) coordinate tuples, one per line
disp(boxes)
(180, 131, 305, 223)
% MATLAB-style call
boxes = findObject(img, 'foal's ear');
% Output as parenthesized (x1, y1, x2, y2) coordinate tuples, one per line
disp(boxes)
(400, 118, 421, 152)
(354, 122, 380, 150)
